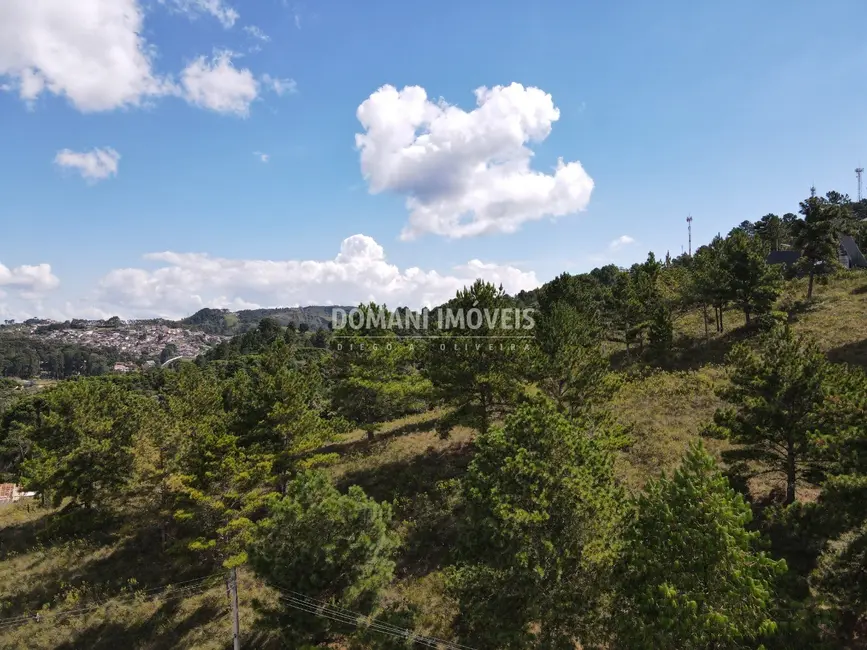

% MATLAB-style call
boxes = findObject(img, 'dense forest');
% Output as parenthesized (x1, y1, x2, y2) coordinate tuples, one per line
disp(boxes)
(1, 188, 867, 648)
(0, 336, 124, 379)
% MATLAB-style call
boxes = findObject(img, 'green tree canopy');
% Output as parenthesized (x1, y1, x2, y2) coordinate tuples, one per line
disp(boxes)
(710, 325, 828, 504)
(20, 378, 155, 508)
(331, 304, 431, 441)
(448, 399, 624, 649)
(793, 191, 841, 299)
(422, 280, 532, 437)
(613, 441, 786, 649)
(721, 229, 782, 325)
(248, 471, 399, 647)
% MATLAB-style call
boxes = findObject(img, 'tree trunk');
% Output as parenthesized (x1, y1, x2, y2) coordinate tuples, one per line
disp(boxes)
(479, 391, 490, 435)
(366, 429, 375, 442)
(785, 439, 797, 505)
(807, 268, 815, 300)
(702, 304, 709, 342)
(744, 306, 751, 326)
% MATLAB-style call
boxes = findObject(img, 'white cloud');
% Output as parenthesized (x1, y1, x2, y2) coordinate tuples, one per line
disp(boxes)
(609, 235, 636, 250)
(243, 25, 270, 41)
(161, 0, 239, 28)
(181, 51, 258, 116)
(0, 0, 172, 112)
(54, 147, 120, 182)
(92, 234, 540, 319)
(355, 83, 595, 240)
(0, 261, 60, 293)
(253, 151, 270, 163)
(261, 74, 297, 96)
(0, 2, 290, 116)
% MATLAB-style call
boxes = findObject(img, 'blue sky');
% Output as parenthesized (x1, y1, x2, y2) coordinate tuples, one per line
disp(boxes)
(2, 0, 867, 319)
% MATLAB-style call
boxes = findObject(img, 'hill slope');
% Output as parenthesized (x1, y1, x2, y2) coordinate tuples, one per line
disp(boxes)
(181, 306, 353, 335)
(0, 272, 865, 648)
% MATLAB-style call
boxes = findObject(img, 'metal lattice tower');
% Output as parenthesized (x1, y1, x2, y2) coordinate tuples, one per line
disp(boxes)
(686, 215, 693, 256)
(856, 168, 864, 202)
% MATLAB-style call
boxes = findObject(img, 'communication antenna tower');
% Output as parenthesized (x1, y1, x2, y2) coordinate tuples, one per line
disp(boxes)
(686, 215, 693, 256)
(856, 168, 864, 202)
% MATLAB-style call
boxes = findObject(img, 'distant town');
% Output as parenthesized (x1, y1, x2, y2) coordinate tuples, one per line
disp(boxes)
(0, 317, 229, 374)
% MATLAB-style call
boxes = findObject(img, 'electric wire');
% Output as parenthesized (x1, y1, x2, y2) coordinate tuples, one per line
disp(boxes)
(266, 582, 477, 650)
(0, 573, 226, 630)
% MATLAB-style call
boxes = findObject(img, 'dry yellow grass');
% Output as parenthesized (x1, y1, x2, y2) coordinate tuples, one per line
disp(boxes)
(612, 365, 729, 489)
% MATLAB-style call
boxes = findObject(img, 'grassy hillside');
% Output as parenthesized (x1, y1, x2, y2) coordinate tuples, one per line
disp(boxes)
(181, 306, 353, 336)
(1, 272, 865, 648)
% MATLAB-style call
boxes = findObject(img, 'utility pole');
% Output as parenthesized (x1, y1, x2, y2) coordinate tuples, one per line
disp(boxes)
(228, 568, 241, 650)
(686, 215, 693, 256)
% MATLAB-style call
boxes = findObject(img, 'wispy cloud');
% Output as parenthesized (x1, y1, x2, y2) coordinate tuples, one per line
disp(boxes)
(283, 0, 302, 28)
(261, 74, 297, 96)
(253, 151, 269, 163)
(54, 147, 120, 183)
(161, 0, 239, 28)
(243, 25, 270, 41)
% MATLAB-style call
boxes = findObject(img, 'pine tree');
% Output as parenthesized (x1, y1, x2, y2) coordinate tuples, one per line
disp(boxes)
(422, 280, 532, 437)
(805, 364, 867, 640)
(20, 378, 154, 509)
(143, 363, 272, 566)
(754, 213, 785, 252)
(793, 191, 840, 300)
(613, 441, 786, 649)
(331, 304, 431, 441)
(448, 399, 624, 649)
(691, 237, 730, 336)
(227, 339, 337, 486)
(710, 325, 828, 504)
(248, 471, 399, 647)
(533, 298, 616, 417)
(721, 229, 782, 325)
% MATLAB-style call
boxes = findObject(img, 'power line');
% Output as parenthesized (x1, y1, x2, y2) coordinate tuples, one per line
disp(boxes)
(0, 574, 226, 631)
(266, 582, 477, 650)
(0, 573, 479, 649)
(0, 579, 223, 630)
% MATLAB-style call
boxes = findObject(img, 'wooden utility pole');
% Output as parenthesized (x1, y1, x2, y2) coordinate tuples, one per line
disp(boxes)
(228, 568, 241, 650)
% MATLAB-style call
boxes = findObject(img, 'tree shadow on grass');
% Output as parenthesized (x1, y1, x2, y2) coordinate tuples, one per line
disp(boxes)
(1, 521, 219, 620)
(53, 598, 226, 650)
(666, 327, 757, 372)
(851, 284, 867, 296)
(609, 326, 756, 373)
(336, 441, 473, 504)
(315, 411, 445, 460)
(338, 443, 474, 579)
(0, 504, 121, 561)
(827, 337, 867, 369)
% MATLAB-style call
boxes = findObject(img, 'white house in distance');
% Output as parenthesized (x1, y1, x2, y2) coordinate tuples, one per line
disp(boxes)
(0, 483, 37, 505)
